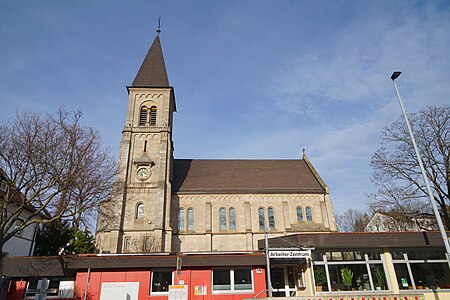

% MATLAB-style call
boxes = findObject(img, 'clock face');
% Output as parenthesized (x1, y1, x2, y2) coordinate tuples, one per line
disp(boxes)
(137, 167, 151, 181)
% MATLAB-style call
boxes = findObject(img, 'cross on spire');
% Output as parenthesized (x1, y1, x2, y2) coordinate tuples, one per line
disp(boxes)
(156, 17, 161, 36)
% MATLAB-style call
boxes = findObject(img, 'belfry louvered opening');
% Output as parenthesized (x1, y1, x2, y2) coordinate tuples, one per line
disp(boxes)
(139, 105, 157, 126)
(150, 106, 157, 125)
(140, 106, 148, 126)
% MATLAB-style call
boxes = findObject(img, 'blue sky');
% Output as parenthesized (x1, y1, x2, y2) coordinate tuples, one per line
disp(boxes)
(1, 1, 450, 216)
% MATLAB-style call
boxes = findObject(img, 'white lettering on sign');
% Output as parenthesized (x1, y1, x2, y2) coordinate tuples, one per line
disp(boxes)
(268, 250, 311, 259)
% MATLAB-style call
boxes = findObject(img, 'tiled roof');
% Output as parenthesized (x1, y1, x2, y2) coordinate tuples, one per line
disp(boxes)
(131, 35, 170, 87)
(172, 159, 326, 194)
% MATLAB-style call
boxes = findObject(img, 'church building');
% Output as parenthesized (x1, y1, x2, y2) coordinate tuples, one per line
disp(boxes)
(3, 32, 449, 300)
(95, 33, 337, 254)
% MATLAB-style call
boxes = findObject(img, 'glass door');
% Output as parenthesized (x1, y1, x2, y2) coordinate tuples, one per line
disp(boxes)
(270, 266, 298, 297)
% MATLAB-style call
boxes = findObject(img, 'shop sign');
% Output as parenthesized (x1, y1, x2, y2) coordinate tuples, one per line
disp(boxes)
(269, 250, 310, 259)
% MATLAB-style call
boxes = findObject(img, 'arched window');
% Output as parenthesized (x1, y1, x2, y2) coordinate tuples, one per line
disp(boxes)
(139, 106, 147, 126)
(136, 203, 144, 219)
(219, 208, 227, 231)
(306, 207, 313, 222)
(258, 207, 265, 230)
(297, 207, 304, 222)
(150, 106, 157, 126)
(229, 208, 236, 231)
(178, 208, 185, 231)
(187, 208, 194, 231)
(268, 207, 275, 230)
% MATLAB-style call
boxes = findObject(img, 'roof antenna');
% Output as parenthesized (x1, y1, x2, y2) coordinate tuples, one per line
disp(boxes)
(156, 17, 161, 36)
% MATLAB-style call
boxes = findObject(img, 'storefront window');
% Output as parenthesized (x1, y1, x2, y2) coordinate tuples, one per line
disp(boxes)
(370, 264, 387, 290)
(393, 249, 450, 290)
(234, 269, 252, 290)
(313, 252, 324, 261)
(409, 250, 446, 260)
(394, 264, 413, 290)
(367, 251, 381, 260)
(213, 268, 253, 292)
(213, 269, 231, 290)
(327, 265, 370, 291)
(26, 278, 60, 297)
(411, 263, 450, 289)
(326, 251, 365, 261)
(314, 265, 328, 292)
(151, 270, 172, 293)
(313, 250, 384, 292)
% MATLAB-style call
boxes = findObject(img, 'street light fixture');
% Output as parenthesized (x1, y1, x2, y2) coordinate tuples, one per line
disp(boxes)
(390, 72, 450, 267)
(390, 71, 402, 80)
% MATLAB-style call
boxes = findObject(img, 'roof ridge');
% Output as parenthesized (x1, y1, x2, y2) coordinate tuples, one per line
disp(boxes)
(174, 158, 304, 161)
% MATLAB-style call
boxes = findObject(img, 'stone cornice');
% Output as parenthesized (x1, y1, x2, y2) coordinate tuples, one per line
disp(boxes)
(122, 125, 171, 134)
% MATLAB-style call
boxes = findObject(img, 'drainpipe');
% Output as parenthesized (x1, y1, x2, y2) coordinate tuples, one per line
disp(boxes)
(83, 268, 91, 300)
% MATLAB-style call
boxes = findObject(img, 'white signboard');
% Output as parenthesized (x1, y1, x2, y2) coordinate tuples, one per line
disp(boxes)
(168, 285, 188, 300)
(58, 281, 74, 298)
(269, 250, 310, 259)
(100, 282, 139, 300)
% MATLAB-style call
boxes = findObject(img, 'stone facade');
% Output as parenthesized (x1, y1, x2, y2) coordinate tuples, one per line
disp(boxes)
(95, 34, 337, 254)
(172, 193, 335, 252)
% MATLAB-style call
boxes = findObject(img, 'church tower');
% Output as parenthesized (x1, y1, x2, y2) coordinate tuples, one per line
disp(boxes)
(96, 33, 176, 253)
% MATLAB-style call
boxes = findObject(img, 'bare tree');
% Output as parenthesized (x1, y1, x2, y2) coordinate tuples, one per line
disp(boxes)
(336, 208, 370, 232)
(368, 105, 450, 228)
(0, 109, 115, 257)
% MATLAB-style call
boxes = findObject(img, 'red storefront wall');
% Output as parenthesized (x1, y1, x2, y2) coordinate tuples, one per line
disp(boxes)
(6, 281, 26, 300)
(75, 268, 267, 300)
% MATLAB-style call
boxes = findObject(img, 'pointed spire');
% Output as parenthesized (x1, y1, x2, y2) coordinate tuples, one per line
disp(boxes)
(131, 34, 170, 87)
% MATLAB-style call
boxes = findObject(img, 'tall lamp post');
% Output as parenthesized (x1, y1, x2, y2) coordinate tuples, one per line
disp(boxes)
(390, 71, 450, 266)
